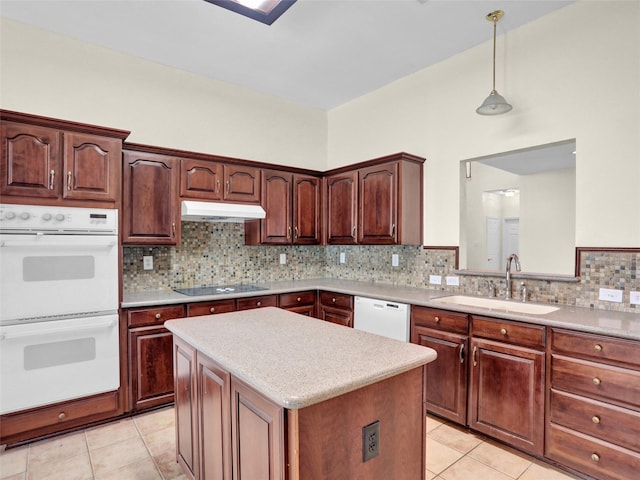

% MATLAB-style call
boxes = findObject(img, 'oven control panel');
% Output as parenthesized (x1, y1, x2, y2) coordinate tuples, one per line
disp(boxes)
(0, 204, 118, 233)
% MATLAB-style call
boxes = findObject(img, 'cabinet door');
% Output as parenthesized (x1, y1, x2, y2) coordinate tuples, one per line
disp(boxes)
(63, 132, 120, 202)
(318, 305, 353, 327)
(224, 165, 260, 204)
(412, 326, 468, 425)
(469, 337, 545, 455)
(197, 353, 232, 480)
(181, 158, 223, 200)
(175, 337, 198, 480)
(129, 326, 175, 411)
(292, 174, 321, 245)
(1, 122, 61, 199)
(358, 162, 397, 244)
(260, 170, 292, 245)
(122, 151, 180, 245)
(231, 377, 285, 480)
(325, 171, 357, 244)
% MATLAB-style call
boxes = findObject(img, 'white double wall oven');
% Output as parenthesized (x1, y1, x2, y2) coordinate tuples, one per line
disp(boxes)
(0, 204, 120, 414)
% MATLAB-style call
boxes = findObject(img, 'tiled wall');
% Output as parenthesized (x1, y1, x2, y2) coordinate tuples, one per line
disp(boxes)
(123, 222, 639, 313)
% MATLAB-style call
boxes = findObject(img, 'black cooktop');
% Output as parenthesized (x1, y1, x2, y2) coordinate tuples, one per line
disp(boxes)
(174, 284, 268, 296)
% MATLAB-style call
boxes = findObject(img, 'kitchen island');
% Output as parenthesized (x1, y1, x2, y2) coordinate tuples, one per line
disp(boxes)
(165, 307, 437, 480)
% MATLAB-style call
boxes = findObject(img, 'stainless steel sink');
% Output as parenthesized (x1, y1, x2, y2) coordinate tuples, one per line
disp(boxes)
(434, 295, 559, 315)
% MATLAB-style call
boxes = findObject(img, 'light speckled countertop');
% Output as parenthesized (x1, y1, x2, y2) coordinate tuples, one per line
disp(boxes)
(124, 278, 640, 341)
(165, 307, 437, 409)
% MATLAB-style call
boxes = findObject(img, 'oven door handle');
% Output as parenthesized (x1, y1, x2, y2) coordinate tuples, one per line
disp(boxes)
(0, 240, 117, 249)
(1, 318, 117, 340)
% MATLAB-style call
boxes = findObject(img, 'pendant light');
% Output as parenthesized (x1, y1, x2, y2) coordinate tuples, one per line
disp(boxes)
(476, 10, 512, 115)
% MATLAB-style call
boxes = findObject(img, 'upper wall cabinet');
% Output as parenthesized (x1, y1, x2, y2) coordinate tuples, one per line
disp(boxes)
(0, 110, 129, 207)
(180, 159, 261, 204)
(245, 169, 322, 245)
(122, 148, 180, 245)
(325, 153, 424, 245)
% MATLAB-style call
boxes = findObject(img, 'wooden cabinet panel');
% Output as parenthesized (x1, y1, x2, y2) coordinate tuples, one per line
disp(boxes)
(358, 162, 397, 244)
(411, 306, 469, 334)
(188, 300, 236, 317)
(260, 170, 292, 245)
(123, 150, 180, 245)
(224, 165, 260, 204)
(472, 316, 545, 349)
(236, 295, 278, 311)
(550, 329, 640, 368)
(175, 337, 198, 480)
(292, 174, 321, 245)
(231, 377, 285, 480)
(318, 305, 353, 327)
(325, 171, 358, 244)
(181, 158, 223, 200)
(318, 291, 353, 310)
(128, 305, 186, 328)
(469, 337, 545, 455)
(278, 291, 316, 309)
(412, 325, 468, 425)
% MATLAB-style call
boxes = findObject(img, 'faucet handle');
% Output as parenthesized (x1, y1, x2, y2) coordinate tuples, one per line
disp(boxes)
(487, 280, 496, 298)
(520, 281, 527, 303)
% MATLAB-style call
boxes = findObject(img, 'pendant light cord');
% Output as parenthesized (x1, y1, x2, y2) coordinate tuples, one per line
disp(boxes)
(491, 14, 497, 93)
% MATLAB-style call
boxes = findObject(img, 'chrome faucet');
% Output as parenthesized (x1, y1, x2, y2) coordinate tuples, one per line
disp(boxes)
(505, 254, 521, 300)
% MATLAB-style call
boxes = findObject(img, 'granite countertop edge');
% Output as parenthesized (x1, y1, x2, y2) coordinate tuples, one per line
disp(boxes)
(124, 278, 640, 341)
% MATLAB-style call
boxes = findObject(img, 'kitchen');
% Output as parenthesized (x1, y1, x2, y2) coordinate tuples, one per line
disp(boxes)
(1, 1, 639, 480)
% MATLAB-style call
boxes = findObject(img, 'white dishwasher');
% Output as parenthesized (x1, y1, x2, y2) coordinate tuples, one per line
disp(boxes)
(353, 296, 410, 342)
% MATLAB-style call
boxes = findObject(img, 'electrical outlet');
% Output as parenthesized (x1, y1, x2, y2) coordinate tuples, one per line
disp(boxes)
(392, 254, 399, 267)
(362, 420, 380, 462)
(429, 275, 442, 285)
(630, 291, 640, 305)
(143, 256, 153, 270)
(339, 252, 346, 264)
(598, 288, 623, 303)
(446, 276, 460, 286)
(279, 253, 287, 265)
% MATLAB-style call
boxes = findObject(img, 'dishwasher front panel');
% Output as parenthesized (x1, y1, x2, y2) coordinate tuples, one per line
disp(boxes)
(353, 296, 410, 342)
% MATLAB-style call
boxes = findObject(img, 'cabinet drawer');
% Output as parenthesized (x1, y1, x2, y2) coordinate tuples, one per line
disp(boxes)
(551, 329, 640, 368)
(319, 291, 353, 310)
(551, 355, 640, 409)
(187, 299, 236, 317)
(128, 305, 186, 327)
(550, 389, 640, 451)
(411, 306, 468, 334)
(279, 291, 316, 308)
(546, 423, 640, 480)
(471, 316, 544, 349)
(236, 295, 278, 311)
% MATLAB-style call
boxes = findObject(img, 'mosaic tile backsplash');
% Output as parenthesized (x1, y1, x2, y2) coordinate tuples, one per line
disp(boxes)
(123, 222, 639, 313)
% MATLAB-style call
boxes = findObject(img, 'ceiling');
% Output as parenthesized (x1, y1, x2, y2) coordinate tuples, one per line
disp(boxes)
(1, 0, 574, 110)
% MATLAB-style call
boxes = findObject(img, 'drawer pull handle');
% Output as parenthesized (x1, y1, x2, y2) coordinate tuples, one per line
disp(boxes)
(594, 344, 603, 352)
(210, 307, 216, 313)
(500, 328, 507, 335)
(592, 377, 601, 386)
(256, 301, 262, 307)
(472, 346, 478, 367)
(434, 316, 440, 323)
(459, 344, 465, 364)
(58, 412, 66, 420)
(155, 313, 161, 319)
(592, 416, 601, 424)
(591, 453, 600, 463)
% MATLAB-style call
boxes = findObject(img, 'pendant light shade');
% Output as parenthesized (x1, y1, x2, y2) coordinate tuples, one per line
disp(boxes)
(476, 10, 512, 115)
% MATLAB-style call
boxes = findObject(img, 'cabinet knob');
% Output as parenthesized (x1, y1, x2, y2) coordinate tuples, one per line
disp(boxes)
(592, 377, 601, 386)
(155, 313, 161, 319)
(434, 316, 440, 323)
(591, 453, 600, 463)
(209, 307, 216, 313)
(500, 328, 508, 335)
(332, 297, 337, 303)
(256, 301, 262, 307)
(592, 416, 601, 424)
(594, 344, 603, 352)
(58, 412, 66, 420)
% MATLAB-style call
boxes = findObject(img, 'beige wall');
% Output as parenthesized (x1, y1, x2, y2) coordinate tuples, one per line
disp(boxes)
(2, 1, 639, 251)
(328, 1, 640, 248)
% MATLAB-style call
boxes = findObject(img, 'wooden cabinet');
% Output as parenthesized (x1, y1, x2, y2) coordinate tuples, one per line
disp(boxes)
(1, 110, 128, 206)
(127, 305, 186, 411)
(236, 294, 278, 311)
(278, 291, 316, 317)
(175, 336, 198, 479)
(245, 169, 321, 245)
(180, 158, 260, 204)
(122, 148, 180, 245)
(468, 316, 546, 456)
(317, 291, 353, 327)
(187, 299, 236, 317)
(546, 329, 640, 480)
(411, 306, 469, 425)
(324, 153, 424, 245)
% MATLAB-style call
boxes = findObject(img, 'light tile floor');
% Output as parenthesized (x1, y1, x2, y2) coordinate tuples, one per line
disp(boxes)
(1, 407, 583, 480)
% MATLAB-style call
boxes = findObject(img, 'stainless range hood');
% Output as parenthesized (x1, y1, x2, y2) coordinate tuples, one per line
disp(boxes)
(181, 201, 265, 223)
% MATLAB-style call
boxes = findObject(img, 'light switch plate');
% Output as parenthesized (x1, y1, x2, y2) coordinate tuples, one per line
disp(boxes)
(598, 288, 623, 303)
(446, 276, 460, 286)
(279, 253, 287, 265)
(630, 291, 640, 305)
(392, 254, 399, 267)
(143, 256, 153, 270)
(429, 275, 442, 285)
